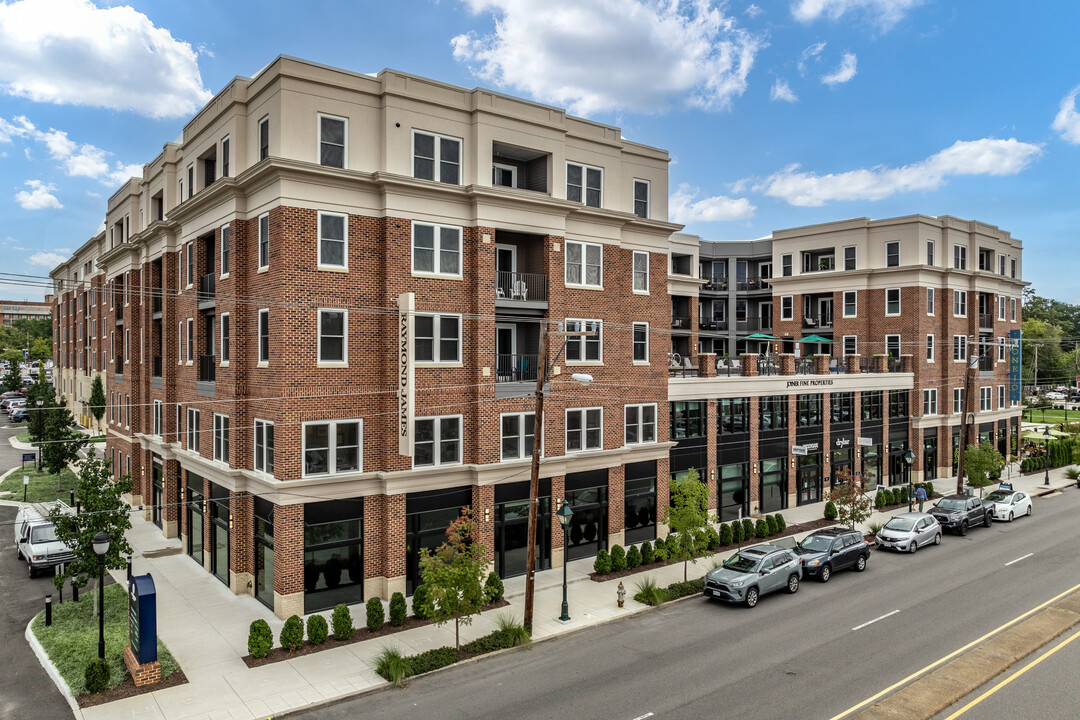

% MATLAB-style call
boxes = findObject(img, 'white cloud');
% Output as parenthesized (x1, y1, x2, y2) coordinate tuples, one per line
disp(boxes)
(822, 52, 857, 85)
(0, 114, 142, 185)
(1052, 85, 1080, 144)
(771, 78, 798, 102)
(792, 0, 923, 28)
(452, 0, 764, 115)
(670, 183, 756, 223)
(798, 41, 826, 75)
(745, 4, 764, 17)
(28, 250, 68, 267)
(0, 0, 211, 118)
(14, 179, 62, 210)
(754, 138, 1043, 206)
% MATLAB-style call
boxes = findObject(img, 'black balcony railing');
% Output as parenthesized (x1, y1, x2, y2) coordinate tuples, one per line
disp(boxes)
(978, 354, 994, 372)
(114, 306, 123, 323)
(152, 356, 162, 378)
(698, 318, 728, 331)
(671, 315, 691, 330)
(199, 274, 216, 302)
(495, 271, 548, 303)
(198, 354, 216, 382)
(979, 312, 994, 329)
(701, 278, 728, 292)
(152, 295, 162, 313)
(495, 354, 539, 383)
(114, 355, 124, 371)
(736, 316, 769, 332)
(736, 276, 771, 291)
(802, 314, 833, 329)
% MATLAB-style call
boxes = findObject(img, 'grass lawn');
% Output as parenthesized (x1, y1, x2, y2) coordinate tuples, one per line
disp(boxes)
(0, 466, 78, 503)
(15, 429, 31, 442)
(1023, 407, 1080, 425)
(31, 584, 180, 696)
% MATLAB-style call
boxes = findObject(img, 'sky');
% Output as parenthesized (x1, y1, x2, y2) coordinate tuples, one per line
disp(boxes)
(1, 0, 1078, 305)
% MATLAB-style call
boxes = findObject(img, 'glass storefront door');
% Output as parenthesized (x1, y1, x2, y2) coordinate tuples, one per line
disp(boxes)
(924, 438, 937, 480)
(861, 445, 881, 489)
(565, 485, 608, 561)
(759, 458, 787, 513)
(186, 475, 204, 566)
(494, 497, 551, 579)
(831, 449, 853, 484)
(304, 500, 364, 613)
(888, 443, 906, 486)
(151, 460, 163, 528)
(209, 483, 230, 586)
(624, 466, 657, 544)
(254, 497, 274, 609)
(797, 454, 822, 505)
(718, 463, 750, 521)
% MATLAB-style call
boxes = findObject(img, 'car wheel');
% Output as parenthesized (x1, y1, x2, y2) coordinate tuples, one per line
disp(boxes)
(27, 562, 35, 579)
(909, 540, 918, 554)
(819, 565, 832, 583)
(787, 574, 800, 594)
(1027, 505, 1032, 517)
(745, 587, 759, 608)
(984, 513, 993, 528)
(934, 533, 941, 545)
(1008, 512, 1014, 522)
(959, 521, 968, 536)
(855, 555, 867, 572)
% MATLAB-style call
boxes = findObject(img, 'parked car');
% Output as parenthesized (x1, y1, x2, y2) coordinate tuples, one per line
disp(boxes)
(6, 398, 26, 415)
(983, 489, 1032, 522)
(929, 494, 994, 535)
(9, 407, 29, 423)
(793, 526, 871, 582)
(1046, 391, 1067, 400)
(0, 393, 25, 410)
(703, 544, 802, 608)
(875, 512, 942, 553)
(14, 502, 76, 578)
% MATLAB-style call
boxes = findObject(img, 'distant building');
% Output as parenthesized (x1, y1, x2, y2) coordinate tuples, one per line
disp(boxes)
(2, 299, 52, 325)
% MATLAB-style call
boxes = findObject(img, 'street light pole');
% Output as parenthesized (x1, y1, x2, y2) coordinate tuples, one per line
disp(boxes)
(904, 447, 915, 512)
(1044, 426, 1051, 486)
(956, 351, 979, 495)
(92, 531, 110, 660)
(35, 396, 44, 472)
(556, 500, 573, 622)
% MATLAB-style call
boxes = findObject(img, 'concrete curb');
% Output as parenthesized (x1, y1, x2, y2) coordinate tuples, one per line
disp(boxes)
(24, 617, 85, 720)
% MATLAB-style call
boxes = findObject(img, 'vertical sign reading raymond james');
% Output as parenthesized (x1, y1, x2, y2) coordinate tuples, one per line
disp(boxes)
(1009, 329, 1022, 403)
(398, 293, 415, 456)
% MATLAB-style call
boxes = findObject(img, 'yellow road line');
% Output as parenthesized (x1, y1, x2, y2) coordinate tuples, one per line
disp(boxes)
(827, 581, 1080, 720)
(942, 626, 1080, 719)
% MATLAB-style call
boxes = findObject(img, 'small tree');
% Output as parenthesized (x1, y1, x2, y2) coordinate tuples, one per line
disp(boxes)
(87, 374, 106, 433)
(417, 507, 488, 656)
(40, 395, 87, 491)
(662, 468, 712, 581)
(828, 467, 873, 530)
(0, 362, 21, 392)
(965, 442, 1005, 496)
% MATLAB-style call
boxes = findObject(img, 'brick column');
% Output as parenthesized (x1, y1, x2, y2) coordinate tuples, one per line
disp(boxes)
(273, 503, 304, 619)
(872, 354, 888, 373)
(822, 394, 832, 489)
(472, 485, 495, 565)
(141, 448, 153, 522)
(163, 459, 179, 539)
(550, 475, 567, 567)
(787, 395, 798, 509)
(385, 494, 407, 598)
(846, 354, 861, 374)
(740, 354, 759, 376)
(229, 491, 253, 596)
(699, 352, 716, 378)
(901, 354, 914, 373)
(608, 464, 625, 548)
(779, 354, 796, 375)
(202, 477, 212, 573)
(910, 426, 924, 484)
(655, 459, 670, 538)
(814, 354, 831, 375)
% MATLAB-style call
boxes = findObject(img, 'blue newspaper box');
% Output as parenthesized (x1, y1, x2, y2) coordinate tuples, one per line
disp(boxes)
(129, 574, 158, 665)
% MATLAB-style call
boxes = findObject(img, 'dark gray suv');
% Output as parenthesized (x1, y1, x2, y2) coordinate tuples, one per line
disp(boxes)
(704, 544, 802, 608)
(929, 494, 993, 535)
(793, 527, 870, 582)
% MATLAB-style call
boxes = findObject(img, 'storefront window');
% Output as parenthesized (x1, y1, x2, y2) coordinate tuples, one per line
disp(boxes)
(831, 448, 853, 482)
(862, 445, 881, 488)
(624, 464, 656, 544)
(186, 473, 203, 566)
(797, 453, 822, 505)
(565, 471, 609, 561)
(494, 479, 551, 579)
(719, 462, 749, 521)
(759, 396, 788, 431)
(831, 393, 854, 424)
(304, 500, 364, 613)
(797, 395, 823, 427)
(406, 487, 471, 594)
(209, 483, 230, 585)
(862, 391, 883, 420)
(670, 401, 705, 439)
(254, 497, 274, 609)
(718, 397, 750, 434)
(759, 458, 787, 513)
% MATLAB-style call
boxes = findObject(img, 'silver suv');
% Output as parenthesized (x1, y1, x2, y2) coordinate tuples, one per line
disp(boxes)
(704, 544, 802, 608)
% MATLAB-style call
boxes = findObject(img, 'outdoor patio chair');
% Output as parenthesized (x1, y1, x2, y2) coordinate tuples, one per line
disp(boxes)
(511, 280, 528, 300)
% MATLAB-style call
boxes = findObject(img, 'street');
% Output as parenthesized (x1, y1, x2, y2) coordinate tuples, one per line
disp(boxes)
(300, 488, 1080, 720)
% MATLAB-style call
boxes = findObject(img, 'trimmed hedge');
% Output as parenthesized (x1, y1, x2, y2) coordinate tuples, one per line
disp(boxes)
(84, 658, 110, 694)
(404, 646, 459, 676)
(731, 519, 744, 544)
(626, 545, 642, 569)
(412, 585, 430, 620)
(307, 614, 329, 645)
(461, 629, 521, 654)
(766, 514, 778, 535)
(704, 526, 720, 551)
(754, 518, 769, 539)
(610, 545, 627, 572)
(389, 592, 407, 627)
(593, 549, 612, 574)
(664, 578, 705, 600)
(718, 522, 733, 546)
(366, 597, 385, 633)
(640, 540, 654, 565)
(332, 603, 354, 641)
(484, 572, 504, 603)
(824, 501, 838, 520)
(775, 513, 786, 532)
(280, 614, 304, 651)
(741, 518, 755, 541)
(248, 619, 273, 658)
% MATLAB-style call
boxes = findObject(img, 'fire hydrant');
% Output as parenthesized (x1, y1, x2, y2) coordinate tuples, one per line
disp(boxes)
(617, 581, 626, 608)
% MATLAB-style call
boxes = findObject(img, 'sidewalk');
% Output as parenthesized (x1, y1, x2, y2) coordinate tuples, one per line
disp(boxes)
(33, 465, 1077, 720)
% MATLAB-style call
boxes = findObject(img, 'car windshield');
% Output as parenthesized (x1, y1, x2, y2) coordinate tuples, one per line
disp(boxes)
(30, 524, 58, 543)
(884, 517, 916, 532)
(936, 498, 965, 510)
(723, 553, 759, 572)
(984, 491, 1010, 502)
(799, 535, 834, 552)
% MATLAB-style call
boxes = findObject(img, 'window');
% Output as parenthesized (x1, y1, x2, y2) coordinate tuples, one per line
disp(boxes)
(886, 288, 901, 315)
(492, 163, 516, 187)
(796, 395, 823, 426)
(565, 240, 602, 287)
(500, 413, 535, 460)
(998, 295, 1006, 321)
(954, 245, 967, 270)
(781, 254, 792, 277)
(254, 419, 274, 474)
(187, 164, 194, 199)
(843, 291, 857, 317)
(220, 313, 230, 363)
(221, 136, 230, 177)
(186, 318, 193, 362)
(566, 162, 603, 207)
(1010, 258, 1016, 279)
(843, 246, 856, 271)
(780, 295, 793, 321)
(889, 390, 909, 418)
(885, 335, 901, 357)
(153, 400, 162, 436)
(997, 337, 1006, 362)
(885, 241, 900, 267)
(927, 287, 935, 315)
(413, 416, 461, 467)
(220, 224, 230, 276)
(258, 116, 269, 161)
(633, 179, 649, 218)
(318, 309, 347, 363)
(566, 408, 603, 452)
(1010, 298, 1017, 321)
(632, 251, 649, 292)
(953, 388, 965, 414)
(843, 335, 857, 356)
(953, 290, 967, 316)
(927, 240, 935, 266)
(258, 309, 269, 363)
(830, 393, 853, 424)
(411, 222, 461, 276)
(175, 404, 181, 443)
(861, 391, 883, 421)
(717, 398, 748, 435)
(998, 385, 1006, 409)
(625, 404, 657, 444)
(632, 322, 648, 362)
(953, 334, 967, 362)
(257, 213, 270, 269)
(186, 242, 193, 286)
(926, 334, 935, 362)
(413, 131, 460, 184)
(998, 254, 1006, 275)
(213, 414, 230, 464)
(177, 322, 183, 363)
(303, 420, 361, 476)
(318, 114, 346, 168)
(316, 212, 347, 268)
(565, 319, 602, 362)
(187, 408, 200, 452)
(414, 313, 461, 363)
(923, 389, 938, 416)
(980, 386, 993, 411)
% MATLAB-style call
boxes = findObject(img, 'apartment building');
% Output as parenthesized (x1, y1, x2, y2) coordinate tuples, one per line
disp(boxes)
(666, 215, 1024, 519)
(52, 251, 107, 432)
(51, 56, 681, 619)
(2, 299, 53, 326)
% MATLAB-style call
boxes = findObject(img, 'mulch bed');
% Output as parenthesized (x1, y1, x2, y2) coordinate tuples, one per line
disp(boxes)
(242, 598, 510, 668)
(78, 669, 188, 708)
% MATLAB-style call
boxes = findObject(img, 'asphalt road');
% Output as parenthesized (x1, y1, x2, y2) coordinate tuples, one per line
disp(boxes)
(300, 488, 1080, 720)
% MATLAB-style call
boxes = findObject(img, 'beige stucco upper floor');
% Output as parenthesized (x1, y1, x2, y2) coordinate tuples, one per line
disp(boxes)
(668, 371, 915, 403)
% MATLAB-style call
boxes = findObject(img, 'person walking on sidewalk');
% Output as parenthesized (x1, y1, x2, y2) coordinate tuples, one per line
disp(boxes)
(914, 485, 927, 513)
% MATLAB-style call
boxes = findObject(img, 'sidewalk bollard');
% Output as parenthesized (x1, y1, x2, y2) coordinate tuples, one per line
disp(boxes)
(617, 581, 626, 608)
(127, 555, 133, 583)
(69, 490, 75, 507)
(72, 582, 79, 602)
(45, 594, 52, 627)
(75, 500, 80, 516)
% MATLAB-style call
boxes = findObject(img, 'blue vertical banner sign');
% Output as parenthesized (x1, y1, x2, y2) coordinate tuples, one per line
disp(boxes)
(1009, 329, 1022, 402)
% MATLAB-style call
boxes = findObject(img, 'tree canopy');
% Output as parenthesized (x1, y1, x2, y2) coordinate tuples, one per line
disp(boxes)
(417, 506, 488, 655)
(662, 468, 712, 581)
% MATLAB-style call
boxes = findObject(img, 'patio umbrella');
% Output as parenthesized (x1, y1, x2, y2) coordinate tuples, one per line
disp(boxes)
(796, 334, 833, 343)
(1021, 431, 1051, 442)
(742, 332, 779, 340)
(1047, 429, 1072, 437)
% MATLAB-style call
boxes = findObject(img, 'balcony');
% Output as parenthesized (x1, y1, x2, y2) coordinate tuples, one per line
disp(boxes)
(152, 355, 162, 378)
(701, 278, 727, 292)
(114, 355, 124, 371)
(198, 354, 216, 382)
(978, 353, 995, 373)
(198, 274, 216, 308)
(671, 315, 691, 330)
(698, 318, 728, 332)
(496, 354, 539, 383)
(979, 312, 994, 330)
(495, 271, 547, 305)
(736, 276, 771, 291)
(736, 316, 770, 333)
(114, 305, 123, 325)
(802, 313, 833, 330)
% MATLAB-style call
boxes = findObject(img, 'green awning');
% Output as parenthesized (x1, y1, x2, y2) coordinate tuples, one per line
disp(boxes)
(742, 332, 779, 340)
(796, 334, 833, 343)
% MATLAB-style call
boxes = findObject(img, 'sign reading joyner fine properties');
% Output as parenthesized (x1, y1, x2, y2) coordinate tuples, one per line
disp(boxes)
(129, 574, 158, 665)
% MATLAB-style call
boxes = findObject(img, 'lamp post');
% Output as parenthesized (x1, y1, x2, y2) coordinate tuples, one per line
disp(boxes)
(556, 500, 574, 622)
(35, 396, 43, 472)
(92, 531, 110, 660)
(904, 447, 916, 512)
(1044, 425, 1052, 486)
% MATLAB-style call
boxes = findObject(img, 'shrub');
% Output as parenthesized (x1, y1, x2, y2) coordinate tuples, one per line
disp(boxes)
(665, 578, 705, 600)
(640, 540, 654, 565)
(593, 549, 612, 574)
(704, 526, 720, 551)
(461, 616, 530, 653)
(775, 513, 786, 532)
(875, 491, 886, 508)
(280, 614, 304, 651)
(633, 577, 665, 606)
(484, 572, 505, 603)
(899, 486, 909, 503)
(766, 514, 779, 536)
(495, 612, 531, 646)
(883, 489, 895, 505)
(718, 522, 733, 546)
(610, 545, 627, 572)
(388, 592, 407, 627)
(375, 646, 407, 687)
(405, 646, 458, 676)
(307, 614, 329, 645)
(84, 658, 110, 694)
(741, 518, 755, 540)
(626, 544, 642, 569)
(1066, 467, 1080, 480)
(331, 603, 354, 641)
(754, 518, 769, 539)
(731, 519, 743, 543)
(652, 540, 668, 562)
(824, 501, 838, 520)
(412, 584, 430, 620)
(867, 521, 885, 536)
(248, 618, 273, 658)
(366, 597, 386, 633)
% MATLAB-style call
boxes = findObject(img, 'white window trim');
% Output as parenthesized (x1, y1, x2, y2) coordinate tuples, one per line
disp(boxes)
(997, 295, 1006, 321)
(153, 400, 163, 437)
(499, 412, 536, 461)
(301, 418, 363, 477)
(998, 385, 1006, 409)
(997, 337, 1006, 363)
(317, 308, 349, 366)
(565, 407, 604, 453)
(258, 212, 270, 271)
(954, 245, 967, 270)
(185, 242, 194, 288)
(220, 135, 230, 177)
(953, 334, 967, 362)
(317, 113, 348, 169)
(923, 389, 938, 416)
(412, 130, 462, 184)
(632, 321, 649, 364)
(885, 334, 902, 358)
(843, 335, 857, 356)
(186, 317, 193, 364)
(781, 295, 794, 321)
(253, 418, 274, 475)
(187, 408, 200, 452)
(927, 334, 935, 363)
(954, 388, 964, 415)
(632, 250, 649, 294)
(412, 414, 463, 468)
(492, 162, 517, 187)
(885, 288, 901, 316)
(414, 312, 462, 365)
(220, 312, 230, 366)
(220, 223, 230, 279)
(624, 403, 657, 445)
(258, 116, 270, 161)
(927, 240, 935, 266)
(885, 241, 900, 267)
(566, 161, 604, 207)
(842, 290, 857, 318)
(213, 413, 229, 464)
(980, 386, 993, 412)
(565, 318, 603, 364)
(410, 221, 463, 278)
(565, 240, 604, 289)
(258, 308, 269, 365)
(953, 289, 967, 317)
(927, 287, 935, 316)
(633, 178, 650, 219)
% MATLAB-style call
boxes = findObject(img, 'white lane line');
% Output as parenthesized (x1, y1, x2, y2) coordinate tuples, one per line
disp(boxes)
(1005, 553, 1034, 566)
(852, 609, 900, 631)
(629, 713, 654, 720)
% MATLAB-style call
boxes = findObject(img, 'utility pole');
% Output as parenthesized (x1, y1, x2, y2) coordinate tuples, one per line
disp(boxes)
(1033, 344, 1039, 394)
(957, 349, 979, 495)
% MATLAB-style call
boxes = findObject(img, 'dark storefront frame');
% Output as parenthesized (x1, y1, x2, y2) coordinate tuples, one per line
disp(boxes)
(151, 456, 163, 528)
(406, 487, 472, 594)
(493, 479, 551, 580)
(209, 482, 230, 586)
(719, 461, 750, 521)
(186, 473, 204, 566)
(624, 461, 657, 544)
(797, 453, 822, 505)
(923, 428, 938, 480)
(254, 497, 274, 609)
(304, 499, 364, 612)
(565, 469, 608, 561)
(759, 457, 788, 513)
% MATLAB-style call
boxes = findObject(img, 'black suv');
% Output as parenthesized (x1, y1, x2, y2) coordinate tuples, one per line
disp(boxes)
(793, 527, 870, 582)
(929, 494, 993, 535)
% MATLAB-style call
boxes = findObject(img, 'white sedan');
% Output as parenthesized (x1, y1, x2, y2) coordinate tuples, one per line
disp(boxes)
(1046, 392, 1067, 400)
(983, 489, 1032, 522)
